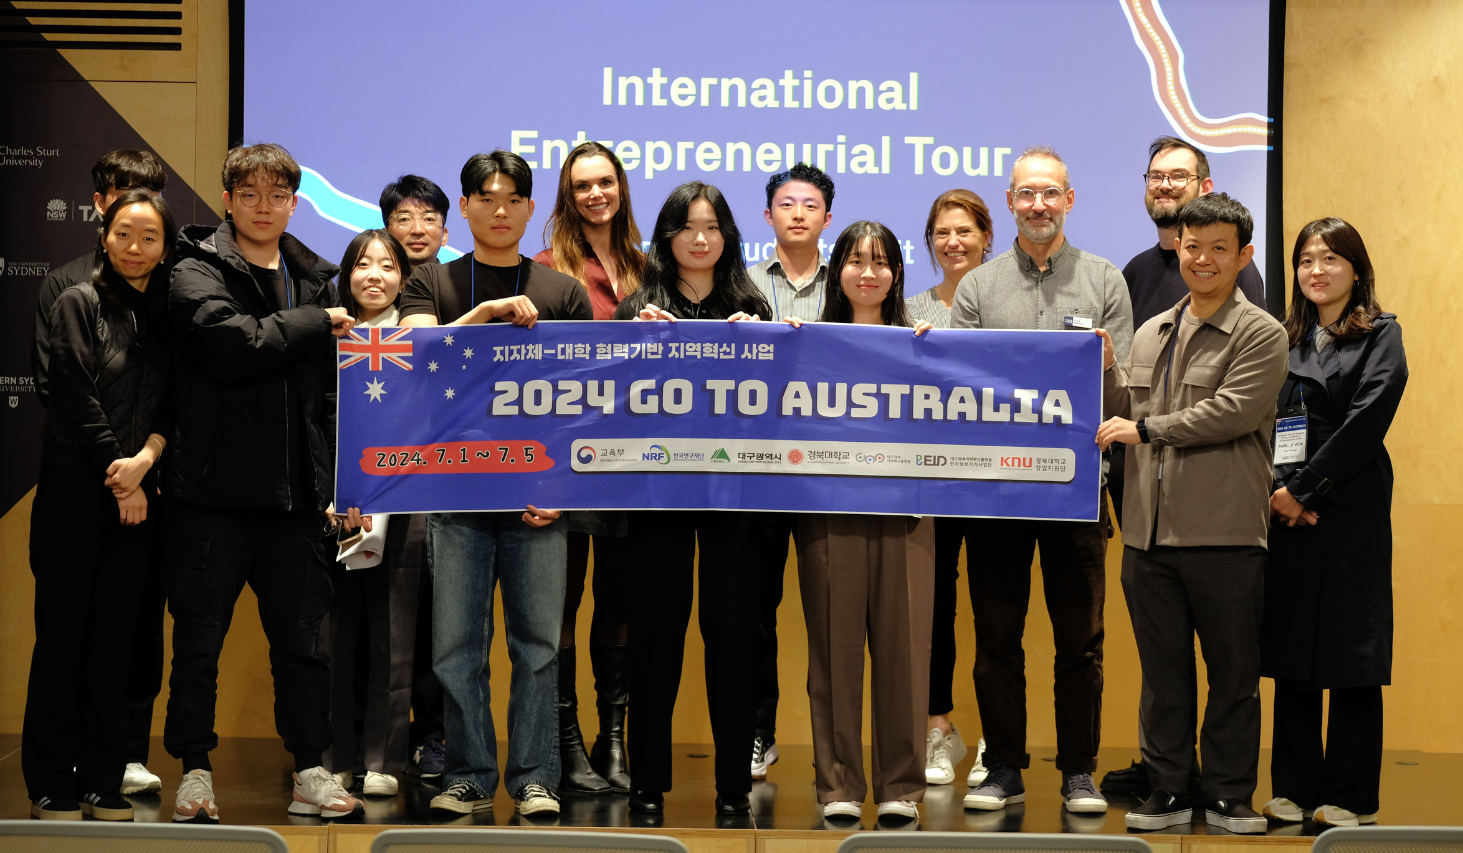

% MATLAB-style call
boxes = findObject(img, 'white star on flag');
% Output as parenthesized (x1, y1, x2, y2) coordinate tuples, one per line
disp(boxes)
(445, 388, 456, 399)
(443, 334, 455, 346)
(428, 361, 439, 372)
(463, 347, 474, 359)
(365, 378, 386, 402)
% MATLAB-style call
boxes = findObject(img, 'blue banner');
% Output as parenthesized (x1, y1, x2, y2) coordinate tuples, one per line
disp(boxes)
(334, 321, 1103, 521)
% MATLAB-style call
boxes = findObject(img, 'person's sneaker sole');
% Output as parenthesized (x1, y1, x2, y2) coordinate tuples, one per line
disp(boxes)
(80, 802, 134, 821)
(823, 802, 862, 818)
(430, 794, 492, 814)
(31, 803, 82, 821)
(926, 766, 956, 785)
(517, 799, 560, 816)
(121, 780, 162, 795)
(1064, 796, 1108, 814)
(1206, 809, 1266, 833)
(364, 781, 398, 796)
(1125, 807, 1192, 830)
(1263, 802, 1304, 822)
(288, 796, 360, 819)
(877, 802, 919, 819)
(963, 791, 1024, 810)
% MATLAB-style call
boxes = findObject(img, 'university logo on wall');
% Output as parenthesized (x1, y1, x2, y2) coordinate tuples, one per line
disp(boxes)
(45, 199, 67, 221)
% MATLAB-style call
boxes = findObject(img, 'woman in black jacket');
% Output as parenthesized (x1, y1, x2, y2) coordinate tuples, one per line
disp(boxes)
(1261, 218, 1407, 828)
(23, 189, 177, 820)
(614, 182, 772, 816)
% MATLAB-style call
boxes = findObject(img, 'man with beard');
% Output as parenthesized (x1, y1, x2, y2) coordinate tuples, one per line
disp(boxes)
(1099, 137, 1266, 800)
(948, 146, 1132, 815)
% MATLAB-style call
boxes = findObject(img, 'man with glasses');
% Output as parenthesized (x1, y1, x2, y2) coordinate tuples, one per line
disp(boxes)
(948, 145, 1132, 815)
(1099, 137, 1267, 799)
(163, 143, 363, 822)
(382, 175, 452, 271)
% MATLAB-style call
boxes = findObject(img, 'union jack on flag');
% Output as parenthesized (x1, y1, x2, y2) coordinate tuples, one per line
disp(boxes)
(339, 327, 413, 371)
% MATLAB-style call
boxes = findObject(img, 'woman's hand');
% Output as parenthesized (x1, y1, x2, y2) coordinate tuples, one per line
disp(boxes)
(325, 307, 356, 338)
(637, 304, 677, 322)
(105, 453, 154, 498)
(523, 505, 561, 528)
(1271, 486, 1319, 527)
(1096, 417, 1141, 450)
(783, 317, 803, 329)
(913, 321, 934, 337)
(727, 312, 760, 322)
(118, 489, 148, 526)
(1096, 328, 1116, 370)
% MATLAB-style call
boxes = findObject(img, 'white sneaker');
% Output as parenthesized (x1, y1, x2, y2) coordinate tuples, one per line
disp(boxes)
(173, 769, 219, 823)
(515, 782, 560, 816)
(333, 770, 354, 791)
(965, 737, 988, 786)
(925, 726, 968, 785)
(751, 736, 779, 779)
(1313, 804, 1361, 827)
(877, 800, 920, 819)
(121, 762, 162, 795)
(290, 766, 362, 819)
(363, 771, 398, 796)
(1263, 797, 1305, 822)
(823, 801, 862, 818)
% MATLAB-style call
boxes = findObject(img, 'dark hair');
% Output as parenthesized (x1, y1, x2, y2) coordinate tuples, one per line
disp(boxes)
(1284, 218, 1383, 347)
(90, 188, 177, 311)
(820, 221, 910, 327)
(923, 189, 994, 270)
(379, 174, 449, 221)
(628, 182, 770, 319)
(1148, 135, 1211, 182)
(222, 142, 301, 193)
(461, 150, 533, 200)
(336, 229, 412, 319)
(1176, 191, 1253, 248)
(92, 149, 165, 196)
(543, 142, 643, 297)
(764, 162, 835, 211)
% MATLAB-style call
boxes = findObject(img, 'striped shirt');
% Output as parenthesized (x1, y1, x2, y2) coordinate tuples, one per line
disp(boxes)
(746, 254, 829, 322)
(905, 286, 954, 329)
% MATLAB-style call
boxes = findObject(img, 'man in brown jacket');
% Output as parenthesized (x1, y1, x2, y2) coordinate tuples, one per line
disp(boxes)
(1095, 193, 1287, 834)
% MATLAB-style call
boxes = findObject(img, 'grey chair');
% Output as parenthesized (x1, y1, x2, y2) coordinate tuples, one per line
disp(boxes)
(837, 833, 1154, 853)
(1312, 827, 1463, 853)
(370, 829, 691, 853)
(0, 820, 290, 853)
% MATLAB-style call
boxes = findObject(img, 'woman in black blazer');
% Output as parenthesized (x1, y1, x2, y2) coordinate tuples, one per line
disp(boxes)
(24, 189, 176, 821)
(1261, 218, 1407, 828)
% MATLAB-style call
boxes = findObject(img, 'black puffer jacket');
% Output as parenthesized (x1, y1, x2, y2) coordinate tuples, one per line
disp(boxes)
(165, 222, 340, 512)
(42, 271, 171, 474)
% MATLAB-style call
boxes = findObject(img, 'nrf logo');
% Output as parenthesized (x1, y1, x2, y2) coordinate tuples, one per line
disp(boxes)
(643, 444, 670, 464)
(577, 446, 596, 465)
(999, 456, 1033, 469)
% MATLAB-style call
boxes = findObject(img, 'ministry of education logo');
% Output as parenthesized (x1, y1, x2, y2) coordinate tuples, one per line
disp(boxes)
(710, 448, 730, 462)
(45, 199, 67, 221)
(576, 446, 596, 465)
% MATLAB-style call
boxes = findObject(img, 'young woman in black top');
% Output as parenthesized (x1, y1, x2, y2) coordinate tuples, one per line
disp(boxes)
(23, 189, 177, 820)
(615, 182, 771, 816)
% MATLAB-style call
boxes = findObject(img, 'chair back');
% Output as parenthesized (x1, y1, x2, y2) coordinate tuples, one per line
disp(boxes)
(370, 829, 692, 853)
(1312, 827, 1463, 853)
(0, 820, 290, 853)
(836, 833, 1154, 853)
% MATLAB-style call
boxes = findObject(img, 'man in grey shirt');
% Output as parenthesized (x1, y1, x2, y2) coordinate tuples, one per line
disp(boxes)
(742, 163, 836, 780)
(950, 146, 1133, 816)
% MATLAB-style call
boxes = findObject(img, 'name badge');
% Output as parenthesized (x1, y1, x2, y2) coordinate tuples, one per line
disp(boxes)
(1064, 315, 1093, 330)
(1274, 403, 1307, 466)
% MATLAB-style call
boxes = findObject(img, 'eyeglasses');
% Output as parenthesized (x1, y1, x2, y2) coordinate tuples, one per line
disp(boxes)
(1012, 187, 1067, 206)
(390, 212, 444, 229)
(1144, 171, 1194, 188)
(234, 188, 294, 209)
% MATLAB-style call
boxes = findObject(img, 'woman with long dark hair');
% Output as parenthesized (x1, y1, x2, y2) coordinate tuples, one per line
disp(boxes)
(782, 221, 935, 823)
(1260, 218, 1407, 828)
(533, 142, 645, 793)
(614, 182, 770, 816)
(23, 189, 176, 820)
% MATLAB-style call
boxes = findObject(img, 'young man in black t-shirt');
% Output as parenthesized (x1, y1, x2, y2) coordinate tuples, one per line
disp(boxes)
(401, 151, 590, 818)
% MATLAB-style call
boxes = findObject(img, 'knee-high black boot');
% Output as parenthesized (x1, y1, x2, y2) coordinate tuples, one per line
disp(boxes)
(560, 647, 611, 793)
(589, 645, 632, 792)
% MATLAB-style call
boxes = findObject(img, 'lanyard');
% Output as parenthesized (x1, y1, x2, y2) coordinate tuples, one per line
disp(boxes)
(470, 255, 523, 308)
(283, 263, 292, 309)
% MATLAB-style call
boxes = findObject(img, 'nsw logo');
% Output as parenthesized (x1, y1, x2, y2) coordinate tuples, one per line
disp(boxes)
(577, 446, 596, 465)
(643, 444, 670, 465)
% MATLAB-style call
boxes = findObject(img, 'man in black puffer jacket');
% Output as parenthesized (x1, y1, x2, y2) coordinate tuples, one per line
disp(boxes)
(159, 143, 364, 823)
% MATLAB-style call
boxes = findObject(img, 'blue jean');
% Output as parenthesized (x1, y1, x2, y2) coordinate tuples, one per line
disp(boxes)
(427, 511, 566, 795)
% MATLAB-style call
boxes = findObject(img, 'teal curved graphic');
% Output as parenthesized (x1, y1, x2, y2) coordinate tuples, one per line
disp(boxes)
(298, 166, 463, 262)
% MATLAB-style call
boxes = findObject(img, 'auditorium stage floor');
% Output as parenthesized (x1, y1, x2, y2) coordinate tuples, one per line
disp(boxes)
(1, 737, 1456, 852)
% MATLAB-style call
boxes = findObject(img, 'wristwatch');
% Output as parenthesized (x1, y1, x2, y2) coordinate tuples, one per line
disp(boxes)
(1136, 418, 1150, 444)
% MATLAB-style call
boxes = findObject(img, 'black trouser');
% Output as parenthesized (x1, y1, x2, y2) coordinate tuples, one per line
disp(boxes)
(23, 465, 154, 800)
(625, 511, 767, 795)
(325, 514, 424, 776)
(408, 559, 444, 745)
(124, 506, 168, 767)
(162, 500, 334, 770)
(564, 531, 628, 646)
(1122, 544, 1264, 801)
(962, 497, 1108, 774)
(1271, 681, 1382, 815)
(928, 517, 968, 717)
(754, 514, 797, 741)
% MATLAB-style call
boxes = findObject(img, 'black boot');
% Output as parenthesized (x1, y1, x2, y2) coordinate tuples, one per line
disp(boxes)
(559, 647, 612, 793)
(589, 644, 632, 792)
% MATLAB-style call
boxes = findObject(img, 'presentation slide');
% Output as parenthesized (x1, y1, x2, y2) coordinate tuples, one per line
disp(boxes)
(245, 0, 1273, 295)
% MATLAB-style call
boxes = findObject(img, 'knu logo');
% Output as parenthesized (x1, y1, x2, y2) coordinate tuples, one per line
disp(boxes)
(643, 444, 670, 464)
(999, 456, 1033, 469)
(577, 446, 596, 465)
